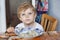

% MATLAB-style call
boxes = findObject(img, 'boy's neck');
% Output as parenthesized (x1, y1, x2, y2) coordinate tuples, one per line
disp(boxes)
(24, 22, 36, 27)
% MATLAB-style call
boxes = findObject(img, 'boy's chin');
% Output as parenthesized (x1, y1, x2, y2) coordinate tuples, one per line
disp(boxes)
(24, 22, 32, 25)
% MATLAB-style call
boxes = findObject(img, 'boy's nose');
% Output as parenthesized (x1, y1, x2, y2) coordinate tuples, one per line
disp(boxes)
(25, 15, 29, 18)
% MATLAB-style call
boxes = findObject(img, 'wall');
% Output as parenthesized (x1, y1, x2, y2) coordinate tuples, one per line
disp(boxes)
(48, 0, 60, 31)
(0, 0, 6, 33)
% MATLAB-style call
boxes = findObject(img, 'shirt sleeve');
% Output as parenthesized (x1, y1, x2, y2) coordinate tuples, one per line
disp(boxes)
(34, 25, 44, 36)
(14, 23, 24, 35)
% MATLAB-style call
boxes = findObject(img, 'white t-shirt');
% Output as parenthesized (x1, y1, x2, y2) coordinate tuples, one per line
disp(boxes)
(14, 22, 44, 37)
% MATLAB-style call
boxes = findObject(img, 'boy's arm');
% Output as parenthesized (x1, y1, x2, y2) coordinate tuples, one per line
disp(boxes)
(6, 27, 14, 33)
(14, 26, 23, 35)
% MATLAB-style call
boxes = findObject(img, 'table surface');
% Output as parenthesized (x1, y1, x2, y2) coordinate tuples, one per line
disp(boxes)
(0, 31, 60, 40)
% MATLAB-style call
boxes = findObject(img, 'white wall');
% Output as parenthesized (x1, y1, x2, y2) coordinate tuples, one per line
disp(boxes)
(32, 0, 35, 8)
(0, 0, 6, 33)
(48, 0, 60, 31)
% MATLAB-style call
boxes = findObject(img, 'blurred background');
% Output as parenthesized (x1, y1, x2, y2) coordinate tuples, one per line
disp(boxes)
(0, 0, 60, 33)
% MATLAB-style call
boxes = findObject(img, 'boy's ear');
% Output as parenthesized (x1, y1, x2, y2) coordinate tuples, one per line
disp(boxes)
(35, 14, 37, 18)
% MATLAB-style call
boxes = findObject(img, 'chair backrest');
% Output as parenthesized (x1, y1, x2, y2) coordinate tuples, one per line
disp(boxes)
(41, 14, 57, 31)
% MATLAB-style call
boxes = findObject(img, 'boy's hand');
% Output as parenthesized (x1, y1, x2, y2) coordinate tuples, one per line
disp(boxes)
(6, 27, 14, 33)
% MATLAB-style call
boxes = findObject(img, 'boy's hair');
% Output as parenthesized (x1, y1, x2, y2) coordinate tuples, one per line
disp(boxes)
(17, 2, 36, 19)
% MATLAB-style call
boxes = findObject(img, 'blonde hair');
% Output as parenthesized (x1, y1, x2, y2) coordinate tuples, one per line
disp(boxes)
(17, 2, 36, 19)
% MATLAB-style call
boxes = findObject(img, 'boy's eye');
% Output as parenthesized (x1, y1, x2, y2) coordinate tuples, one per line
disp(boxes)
(28, 13, 32, 15)
(22, 14, 25, 16)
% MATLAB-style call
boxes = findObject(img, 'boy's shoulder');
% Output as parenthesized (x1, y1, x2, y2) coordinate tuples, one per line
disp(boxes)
(15, 23, 25, 28)
(35, 22, 42, 27)
(35, 22, 44, 31)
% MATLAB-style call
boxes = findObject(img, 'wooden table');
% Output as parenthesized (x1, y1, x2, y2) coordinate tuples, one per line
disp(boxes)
(0, 31, 60, 40)
(32, 31, 60, 40)
(0, 32, 16, 40)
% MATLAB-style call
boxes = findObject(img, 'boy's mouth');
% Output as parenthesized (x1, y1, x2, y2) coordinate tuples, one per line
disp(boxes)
(26, 19, 30, 21)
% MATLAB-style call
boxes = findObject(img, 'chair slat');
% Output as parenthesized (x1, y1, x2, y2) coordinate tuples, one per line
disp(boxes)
(48, 22, 52, 31)
(44, 19, 48, 31)
(46, 20, 51, 31)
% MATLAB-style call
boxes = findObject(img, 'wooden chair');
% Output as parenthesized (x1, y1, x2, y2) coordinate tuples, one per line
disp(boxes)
(41, 14, 57, 31)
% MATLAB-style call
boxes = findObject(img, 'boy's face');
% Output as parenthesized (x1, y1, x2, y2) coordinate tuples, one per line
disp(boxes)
(19, 8, 36, 25)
